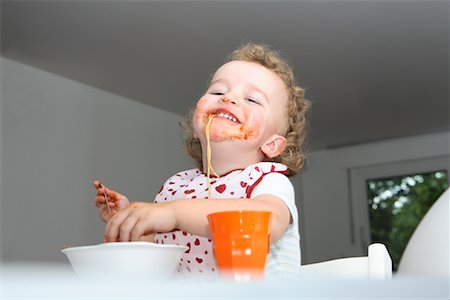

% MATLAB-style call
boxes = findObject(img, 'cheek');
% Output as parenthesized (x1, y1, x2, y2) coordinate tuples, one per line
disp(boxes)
(192, 97, 210, 130)
(244, 113, 264, 132)
(195, 96, 209, 112)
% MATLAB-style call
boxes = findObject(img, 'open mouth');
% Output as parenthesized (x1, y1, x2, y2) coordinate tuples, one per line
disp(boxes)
(209, 109, 241, 124)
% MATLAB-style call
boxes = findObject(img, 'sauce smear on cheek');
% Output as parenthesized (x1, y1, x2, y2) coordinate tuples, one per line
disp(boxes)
(209, 121, 258, 141)
(220, 125, 258, 140)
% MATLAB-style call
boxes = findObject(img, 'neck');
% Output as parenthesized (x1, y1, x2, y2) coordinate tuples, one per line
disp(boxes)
(200, 140, 263, 176)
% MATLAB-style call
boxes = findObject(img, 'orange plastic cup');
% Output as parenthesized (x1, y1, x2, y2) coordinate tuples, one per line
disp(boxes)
(207, 210, 272, 282)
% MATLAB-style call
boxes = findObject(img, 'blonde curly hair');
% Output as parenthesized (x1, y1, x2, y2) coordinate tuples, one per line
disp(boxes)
(181, 43, 310, 176)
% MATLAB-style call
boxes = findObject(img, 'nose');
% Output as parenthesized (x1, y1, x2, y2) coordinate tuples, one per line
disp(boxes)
(220, 96, 237, 105)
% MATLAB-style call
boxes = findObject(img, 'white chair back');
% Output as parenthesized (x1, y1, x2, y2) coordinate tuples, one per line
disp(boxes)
(299, 243, 392, 279)
(396, 188, 449, 277)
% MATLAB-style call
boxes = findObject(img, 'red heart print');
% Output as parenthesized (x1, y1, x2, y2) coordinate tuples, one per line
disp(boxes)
(196, 257, 203, 264)
(215, 184, 226, 193)
(184, 189, 195, 194)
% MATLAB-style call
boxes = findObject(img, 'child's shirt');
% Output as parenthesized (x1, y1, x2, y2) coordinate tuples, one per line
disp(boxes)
(154, 162, 301, 280)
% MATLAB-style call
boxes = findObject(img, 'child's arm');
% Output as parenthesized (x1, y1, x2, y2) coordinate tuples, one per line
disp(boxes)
(174, 195, 290, 242)
(103, 195, 290, 244)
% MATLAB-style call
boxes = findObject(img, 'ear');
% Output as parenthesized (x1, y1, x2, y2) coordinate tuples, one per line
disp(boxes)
(261, 134, 287, 158)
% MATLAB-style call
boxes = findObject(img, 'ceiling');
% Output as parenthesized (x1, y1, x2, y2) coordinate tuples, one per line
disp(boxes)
(2, 1, 449, 150)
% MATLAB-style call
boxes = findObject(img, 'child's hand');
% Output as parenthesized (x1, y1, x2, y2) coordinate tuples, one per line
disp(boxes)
(93, 180, 130, 222)
(104, 202, 176, 242)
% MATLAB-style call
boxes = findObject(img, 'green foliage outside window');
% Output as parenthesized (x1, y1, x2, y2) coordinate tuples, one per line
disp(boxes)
(367, 170, 448, 271)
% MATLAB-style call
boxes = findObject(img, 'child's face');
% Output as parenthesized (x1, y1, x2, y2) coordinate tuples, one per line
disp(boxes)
(193, 60, 289, 147)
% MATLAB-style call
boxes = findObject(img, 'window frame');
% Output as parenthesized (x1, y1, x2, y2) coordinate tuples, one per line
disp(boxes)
(349, 154, 450, 254)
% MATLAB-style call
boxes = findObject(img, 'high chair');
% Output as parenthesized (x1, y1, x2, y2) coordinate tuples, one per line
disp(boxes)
(298, 243, 392, 279)
(396, 188, 449, 277)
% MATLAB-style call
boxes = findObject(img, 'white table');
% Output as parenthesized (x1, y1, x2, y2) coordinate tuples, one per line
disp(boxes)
(1, 263, 448, 299)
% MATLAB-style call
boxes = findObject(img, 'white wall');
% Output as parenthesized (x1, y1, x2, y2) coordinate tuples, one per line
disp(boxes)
(1, 58, 192, 262)
(2, 58, 448, 267)
(0, 44, 3, 264)
(295, 131, 450, 264)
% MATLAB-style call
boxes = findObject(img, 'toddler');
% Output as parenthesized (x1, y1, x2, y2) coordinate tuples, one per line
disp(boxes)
(94, 43, 310, 280)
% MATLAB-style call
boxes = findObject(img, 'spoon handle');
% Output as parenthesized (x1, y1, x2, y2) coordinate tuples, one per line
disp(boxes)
(99, 182, 112, 214)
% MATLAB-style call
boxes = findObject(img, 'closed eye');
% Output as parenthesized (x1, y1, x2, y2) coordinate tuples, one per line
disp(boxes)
(211, 92, 224, 96)
(246, 98, 261, 105)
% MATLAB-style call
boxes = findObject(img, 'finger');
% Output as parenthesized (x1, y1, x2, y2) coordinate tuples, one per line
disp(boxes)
(93, 180, 102, 189)
(96, 187, 107, 196)
(130, 217, 151, 241)
(108, 201, 118, 208)
(95, 201, 104, 209)
(118, 215, 139, 242)
(104, 208, 132, 242)
(99, 205, 107, 216)
(96, 203, 106, 211)
(107, 191, 121, 204)
(96, 195, 106, 204)
(108, 190, 118, 199)
(109, 192, 123, 205)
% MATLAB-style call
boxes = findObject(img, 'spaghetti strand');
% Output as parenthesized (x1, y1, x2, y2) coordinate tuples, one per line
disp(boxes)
(205, 114, 219, 198)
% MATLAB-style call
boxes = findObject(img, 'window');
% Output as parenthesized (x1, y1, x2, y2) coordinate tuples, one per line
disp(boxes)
(367, 170, 448, 271)
(349, 155, 449, 264)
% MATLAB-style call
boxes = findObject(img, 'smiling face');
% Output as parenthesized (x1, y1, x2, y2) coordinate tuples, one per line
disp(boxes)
(193, 61, 289, 150)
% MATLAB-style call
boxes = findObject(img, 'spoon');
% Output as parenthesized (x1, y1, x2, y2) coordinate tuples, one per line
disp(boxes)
(98, 182, 112, 214)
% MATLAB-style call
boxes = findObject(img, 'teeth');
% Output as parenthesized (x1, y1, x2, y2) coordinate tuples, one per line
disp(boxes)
(216, 112, 238, 123)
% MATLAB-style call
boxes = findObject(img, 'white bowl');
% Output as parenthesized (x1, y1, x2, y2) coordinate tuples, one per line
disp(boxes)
(61, 242, 187, 281)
